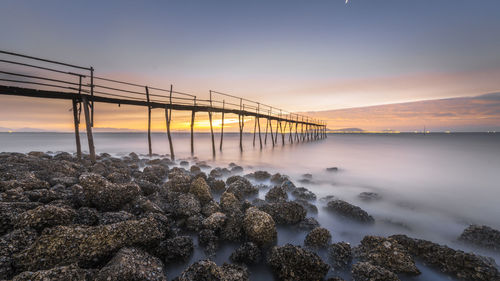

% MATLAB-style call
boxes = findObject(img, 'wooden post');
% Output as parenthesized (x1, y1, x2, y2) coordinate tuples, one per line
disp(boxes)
(289, 119, 293, 144)
(72, 98, 81, 159)
(209, 91, 216, 157)
(257, 103, 262, 149)
(145, 86, 152, 157)
(82, 96, 95, 163)
(191, 97, 196, 155)
(239, 98, 244, 152)
(220, 100, 225, 151)
(264, 109, 269, 145)
(274, 115, 279, 144)
(90, 67, 94, 127)
(295, 115, 299, 142)
(301, 117, 305, 141)
(166, 85, 175, 160)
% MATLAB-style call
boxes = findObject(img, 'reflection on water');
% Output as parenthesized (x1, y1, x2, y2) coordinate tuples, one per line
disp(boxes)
(1, 132, 499, 280)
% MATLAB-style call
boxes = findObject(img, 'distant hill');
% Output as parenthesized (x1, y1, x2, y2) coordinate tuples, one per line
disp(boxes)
(329, 128, 364, 132)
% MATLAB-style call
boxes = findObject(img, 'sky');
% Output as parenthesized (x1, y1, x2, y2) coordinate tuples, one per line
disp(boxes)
(1, 0, 500, 131)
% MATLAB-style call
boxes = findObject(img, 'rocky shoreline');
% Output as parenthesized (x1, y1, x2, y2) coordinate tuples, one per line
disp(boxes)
(0, 151, 499, 280)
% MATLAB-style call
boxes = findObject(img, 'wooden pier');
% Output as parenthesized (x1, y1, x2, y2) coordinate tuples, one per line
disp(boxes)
(0, 50, 327, 162)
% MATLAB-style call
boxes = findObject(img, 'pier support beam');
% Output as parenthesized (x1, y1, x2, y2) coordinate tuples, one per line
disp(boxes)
(209, 91, 216, 158)
(270, 119, 275, 147)
(220, 100, 225, 151)
(264, 116, 269, 145)
(145, 86, 152, 157)
(166, 85, 175, 160)
(82, 96, 95, 163)
(191, 110, 195, 155)
(239, 98, 244, 152)
(72, 98, 82, 159)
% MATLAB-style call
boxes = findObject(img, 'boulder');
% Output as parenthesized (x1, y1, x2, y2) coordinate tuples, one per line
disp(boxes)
(164, 173, 191, 193)
(0, 228, 38, 279)
(328, 242, 352, 269)
(220, 211, 244, 242)
(390, 234, 500, 281)
(96, 247, 166, 281)
(226, 179, 258, 200)
(326, 167, 338, 172)
(74, 173, 141, 211)
(140, 165, 168, 184)
(201, 201, 221, 217)
(198, 229, 218, 257)
(230, 242, 261, 265)
(14, 215, 165, 271)
(270, 173, 287, 184)
(351, 262, 399, 281)
(298, 217, 320, 230)
(0, 202, 41, 235)
(73, 207, 99, 226)
(267, 244, 329, 281)
(259, 202, 306, 224)
(15, 205, 76, 231)
(293, 198, 318, 214)
(172, 193, 201, 217)
(243, 207, 277, 246)
(220, 191, 241, 213)
(459, 225, 500, 251)
(358, 192, 382, 201)
(135, 179, 161, 196)
(291, 187, 316, 201)
(155, 236, 194, 263)
(356, 236, 419, 275)
(189, 178, 213, 204)
(326, 199, 374, 223)
(265, 186, 288, 203)
(98, 211, 135, 225)
(11, 264, 96, 281)
(304, 227, 332, 249)
(202, 212, 226, 231)
(175, 260, 249, 281)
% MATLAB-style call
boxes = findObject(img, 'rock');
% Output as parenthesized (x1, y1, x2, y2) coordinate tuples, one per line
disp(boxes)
(75, 173, 141, 211)
(231, 165, 243, 173)
(226, 179, 258, 200)
(248, 171, 271, 181)
(106, 171, 131, 184)
(291, 187, 316, 201)
(202, 212, 226, 231)
(164, 173, 191, 193)
(220, 191, 241, 213)
(390, 234, 500, 281)
(172, 193, 201, 217)
(185, 214, 203, 231)
(267, 244, 329, 281)
(328, 242, 352, 269)
(270, 173, 287, 184)
(207, 178, 226, 194)
(243, 207, 277, 246)
(280, 179, 296, 191)
(24, 188, 63, 203)
(15, 205, 76, 231)
(230, 242, 261, 265)
(140, 165, 168, 184)
(226, 175, 250, 186)
(123, 195, 163, 216)
(49, 176, 78, 187)
(11, 264, 96, 281)
(189, 177, 213, 204)
(259, 202, 306, 224)
(0, 228, 38, 279)
(293, 198, 318, 214)
(198, 229, 218, 256)
(304, 227, 332, 249)
(190, 165, 202, 175)
(201, 200, 221, 217)
(175, 260, 249, 281)
(98, 211, 135, 225)
(179, 160, 189, 166)
(355, 236, 419, 275)
(73, 207, 99, 226)
(95, 247, 166, 281)
(298, 217, 320, 230)
(265, 186, 288, 203)
(135, 179, 161, 196)
(351, 262, 399, 281)
(209, 167, 230, 178)
(459, 225, 500, 251)
(14, 215, 165, 271)
(326, 167, 338, 172)
(220, 211, 244, 242)
(156, 236, 194, 263)
(326, 199, 374, 223)
(319, 195, 336, 203)
(0, 202, 41, 235)
(358, 192, 382, 201)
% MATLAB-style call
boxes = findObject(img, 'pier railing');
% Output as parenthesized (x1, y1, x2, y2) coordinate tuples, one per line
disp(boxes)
(0, 50, 327, 161)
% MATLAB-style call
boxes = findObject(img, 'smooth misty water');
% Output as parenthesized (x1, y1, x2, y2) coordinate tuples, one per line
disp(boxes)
(1, 132, 499, 280)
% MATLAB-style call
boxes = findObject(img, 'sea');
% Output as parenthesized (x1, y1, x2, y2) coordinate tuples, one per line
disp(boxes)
(1, 132, 499, 280)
